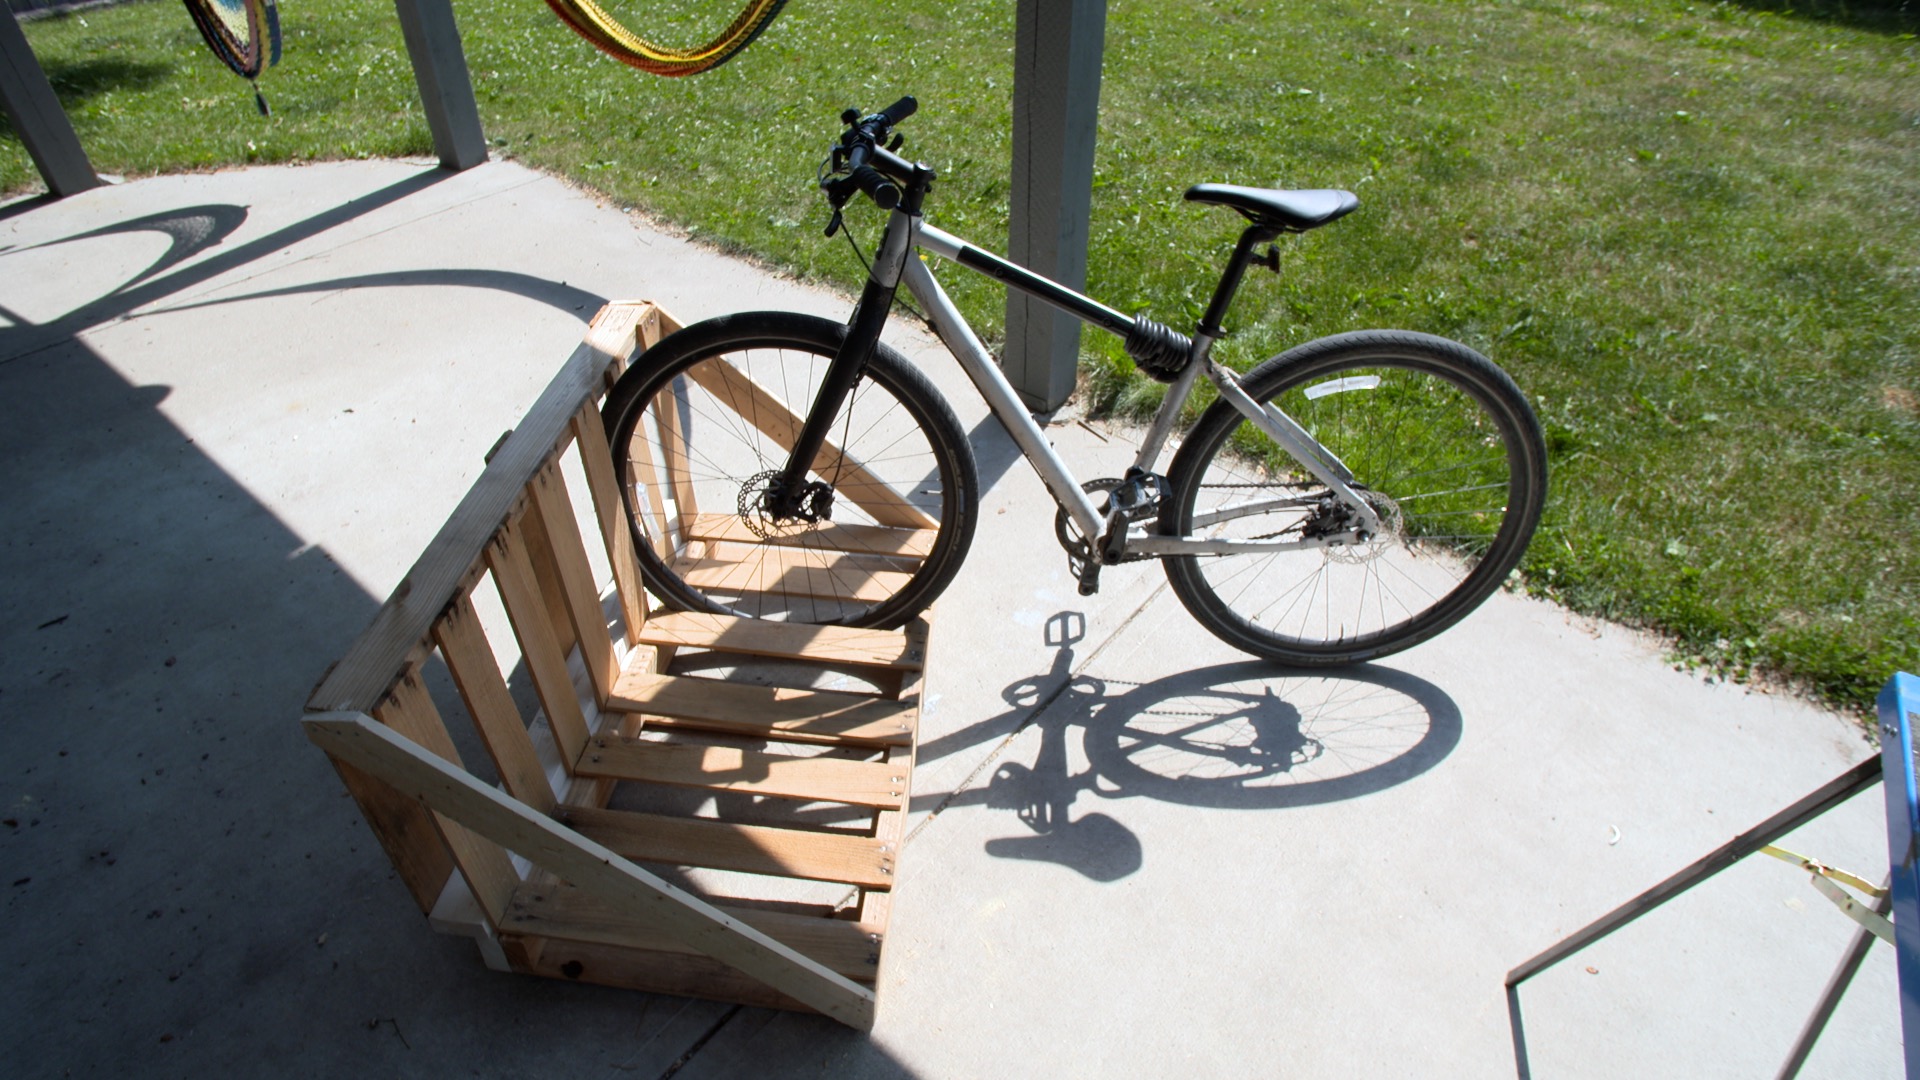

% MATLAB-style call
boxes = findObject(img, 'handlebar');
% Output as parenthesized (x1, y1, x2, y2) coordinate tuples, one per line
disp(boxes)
(823, 96, 919, 211)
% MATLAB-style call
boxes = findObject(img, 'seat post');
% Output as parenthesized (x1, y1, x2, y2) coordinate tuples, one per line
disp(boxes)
(1196, 224, 1280, 338)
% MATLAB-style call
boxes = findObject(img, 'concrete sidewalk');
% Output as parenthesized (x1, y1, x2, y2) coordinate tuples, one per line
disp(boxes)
(0, 160, 1899, 1078)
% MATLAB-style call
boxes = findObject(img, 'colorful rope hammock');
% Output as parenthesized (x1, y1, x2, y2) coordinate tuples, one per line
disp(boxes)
(542, 0, 787, 77)
(180, 0, 281, 115)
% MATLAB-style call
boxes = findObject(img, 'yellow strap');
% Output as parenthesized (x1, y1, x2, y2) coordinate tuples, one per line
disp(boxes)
(542, 0, 787, 77)
(1761, 845, 1897, 945)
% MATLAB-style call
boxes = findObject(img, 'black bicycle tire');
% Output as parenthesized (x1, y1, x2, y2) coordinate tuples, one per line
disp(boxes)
(1160, 330, 1547, 665)
(602, 311, 978, 629)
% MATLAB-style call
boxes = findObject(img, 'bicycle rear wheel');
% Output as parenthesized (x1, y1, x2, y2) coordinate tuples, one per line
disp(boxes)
(602, 311, 978, 628)
(1160, 330, 1546, 665)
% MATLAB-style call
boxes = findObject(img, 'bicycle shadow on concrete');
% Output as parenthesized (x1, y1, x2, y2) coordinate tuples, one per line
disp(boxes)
(916, 612, 1462, 882)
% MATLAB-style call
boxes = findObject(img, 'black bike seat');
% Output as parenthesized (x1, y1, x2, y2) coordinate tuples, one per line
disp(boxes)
(1184, 184, 1359, 232)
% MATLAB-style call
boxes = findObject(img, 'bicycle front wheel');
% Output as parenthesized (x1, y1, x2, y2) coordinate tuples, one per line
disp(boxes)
(1161, 330, 1547, 665)
(602, 311, 978, 628)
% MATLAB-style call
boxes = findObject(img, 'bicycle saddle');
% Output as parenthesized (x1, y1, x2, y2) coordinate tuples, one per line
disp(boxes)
(1184, 184, 1359, 233)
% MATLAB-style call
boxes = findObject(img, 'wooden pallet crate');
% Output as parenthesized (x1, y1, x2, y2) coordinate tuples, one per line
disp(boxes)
(303, 302, 929, 1028)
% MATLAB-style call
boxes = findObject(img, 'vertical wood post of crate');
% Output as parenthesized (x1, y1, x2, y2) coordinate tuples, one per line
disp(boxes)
(303, 302, 933, 1029)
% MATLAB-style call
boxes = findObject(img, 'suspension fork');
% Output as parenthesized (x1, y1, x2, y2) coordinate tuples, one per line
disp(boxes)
(767, 207, 916, 517)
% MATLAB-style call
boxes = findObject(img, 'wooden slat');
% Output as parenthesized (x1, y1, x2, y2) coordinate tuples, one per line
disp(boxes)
(433, 593, 555, 814)
(529, 463, 618, 704)
(685, 513, 935, 560)
(520, 937, 814, 1012)
(677, 545, 913, 605)
(519, 487, 579, 656)
(327, 757, 453, 915)
(681, 358, 934, 530)
(304, 713, 877, 1028)
(576, 737, 906, 808)
(503, 883, 881, 979)
(635, 611, 924, 671)
(488, 513, 593, 765)
(373, 675, 521, 925)
(654, 380, 699, 526)
(309, 302, 649, 714)
(606, 392, 676, 567)
(609, 671, 914, 747)
(570, 403, 649, 645)
(556, 806, 895, 889)
(861, 617, 928, 937)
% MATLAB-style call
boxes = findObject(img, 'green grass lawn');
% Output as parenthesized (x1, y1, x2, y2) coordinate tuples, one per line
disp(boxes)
(7, 0, 1916, 711)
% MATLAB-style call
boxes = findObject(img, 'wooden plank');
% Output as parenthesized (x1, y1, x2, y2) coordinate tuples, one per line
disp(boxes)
(521, 937, 815, 1012)
(861, 617, 928, 942)
(518, 493, 579, 657)
(677, 546, 913, 606)
(576, 737, 906, 809)
(555, 806, 896, 889)
(432, 593, 556, 814)
(614, 398, 675, 566)
(654, 380, 700, 526)
(327, 757, 453, 915)
(636, 611, 924, 671)
(681, 359, 934, 530)
(609, 671, 914, 747)
(373, 676, 522, 925)
(488, 513, 592, 766)
(570, 403, 649, 645)
(309, 302, 650, 714)
(685, 513, 936, 560)
(529, 463, 618, 704)
(303, 713, 878, 1028)
(503, 883, 882, 980)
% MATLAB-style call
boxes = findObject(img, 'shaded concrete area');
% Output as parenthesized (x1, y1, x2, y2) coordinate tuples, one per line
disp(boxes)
(0, 160, 1900, 1077)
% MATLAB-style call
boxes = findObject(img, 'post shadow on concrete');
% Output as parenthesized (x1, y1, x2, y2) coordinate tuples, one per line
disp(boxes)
(0, 177, 909, 1078)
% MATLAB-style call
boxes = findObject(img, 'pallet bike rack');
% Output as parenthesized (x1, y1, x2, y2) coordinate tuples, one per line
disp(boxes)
(304, 302, 931, 1029)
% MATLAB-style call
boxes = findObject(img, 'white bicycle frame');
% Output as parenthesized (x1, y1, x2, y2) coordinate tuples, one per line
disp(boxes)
(873, 207, 1382, 562)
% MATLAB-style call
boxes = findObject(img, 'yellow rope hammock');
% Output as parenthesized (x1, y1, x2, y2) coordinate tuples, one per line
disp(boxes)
(542, 0, 788, 77)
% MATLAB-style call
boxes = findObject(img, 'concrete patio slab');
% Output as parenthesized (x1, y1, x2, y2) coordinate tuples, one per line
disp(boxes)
(0, 160, 1899, 1078)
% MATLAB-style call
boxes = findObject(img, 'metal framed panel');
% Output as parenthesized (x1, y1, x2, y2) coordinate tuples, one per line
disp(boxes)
(1880, 671, 1920, 1079)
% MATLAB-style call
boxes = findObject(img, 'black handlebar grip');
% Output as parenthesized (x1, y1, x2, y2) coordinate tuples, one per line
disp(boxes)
(878, 96, 918, 127)
(850, 164, 900, 210)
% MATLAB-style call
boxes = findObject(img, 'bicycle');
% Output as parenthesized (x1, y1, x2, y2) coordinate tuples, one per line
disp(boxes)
(602, 97, 1548, 666)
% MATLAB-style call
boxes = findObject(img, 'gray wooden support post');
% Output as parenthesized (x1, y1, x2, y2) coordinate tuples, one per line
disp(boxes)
(0, 9, 100, 197)
(391, 0, 488, 171)
(1005, 0, 1106, 412)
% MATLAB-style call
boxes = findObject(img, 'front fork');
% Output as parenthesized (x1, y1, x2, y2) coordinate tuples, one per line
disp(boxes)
(767, 209, 916, 518)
